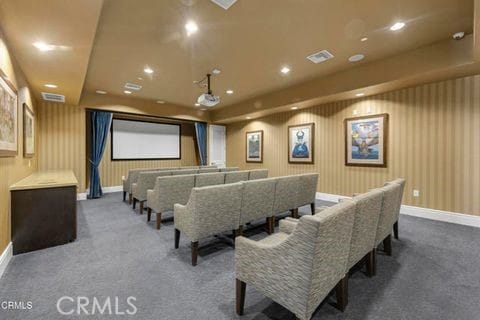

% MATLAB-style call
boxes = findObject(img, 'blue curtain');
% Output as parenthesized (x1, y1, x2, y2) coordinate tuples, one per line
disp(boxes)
(88, 111, 112, 199)
(194, 122, 207, 166)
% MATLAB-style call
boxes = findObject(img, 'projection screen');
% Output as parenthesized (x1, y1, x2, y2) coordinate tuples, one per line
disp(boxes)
(111, 119, 181, 160)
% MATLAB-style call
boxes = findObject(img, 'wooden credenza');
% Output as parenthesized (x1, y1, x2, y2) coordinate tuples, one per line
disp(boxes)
(10, 170, 78, 255)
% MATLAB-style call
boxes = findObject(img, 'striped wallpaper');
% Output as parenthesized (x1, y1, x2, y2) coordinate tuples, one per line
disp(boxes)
(226, 74, 480, 216)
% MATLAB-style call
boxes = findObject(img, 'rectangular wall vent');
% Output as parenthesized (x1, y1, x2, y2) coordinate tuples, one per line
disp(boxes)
(210, 0, 237, 10)
(306, 50, 334, 64)
(41, 92, 65, 103)
(125, 83, 142, 91)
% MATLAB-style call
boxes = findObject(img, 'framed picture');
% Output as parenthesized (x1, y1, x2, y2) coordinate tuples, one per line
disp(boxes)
(344, 113, 388, 167)
(246, 130, 263, 163)
(288, 123, 314, 164)
(0, 71, 18, 157)
(23, 103, 35, 157)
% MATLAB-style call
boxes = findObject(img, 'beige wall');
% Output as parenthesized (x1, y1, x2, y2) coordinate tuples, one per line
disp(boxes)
(37, 103, 200, 192)
(226, 74, 480, 216)
(0, 31, 37, 253)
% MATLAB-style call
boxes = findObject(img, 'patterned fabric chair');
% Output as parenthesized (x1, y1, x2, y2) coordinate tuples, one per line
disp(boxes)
(235, 200, 356, 319)
(194, 172, 225, 187)
(172, 169, 198, 175)
(174, 183, 244, 266)
(248, 169, 268, 180)
(132, 171, 171, 212)
(200, 165, 217, 169)
(384, 178, 406, 239)
(375, 183, 400, 256)
(225, 171, 249, 184)
(239, 178, 277, 234)
(272, 175, 300, 223)
(294, 173, 319, 216)
(123, 167, 180, 203)
(220, 167, 240, 172)
(146, 175, 195, 229)
(198, 168, 219, 173)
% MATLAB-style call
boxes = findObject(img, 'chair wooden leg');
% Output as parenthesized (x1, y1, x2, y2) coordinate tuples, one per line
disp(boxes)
(366, 249, 376, 277)
(393, 221, 399, 239)
(123, 191, 126, 202)
(234, 226, 243, 238)
(383, 234, 392, 256)
(293, 208, 299, 218)
(236, 279, 246, 316)
(335, 274, 348, 312)
(270, 216, 275, 233)
(174, 229, 180, 249)
(128, 193, 132, 205)
(310, 202, 315, 215)
(191, 241, 199, 266)
(156, 212, 162, 230)
(132, 198, 137, 209)
(147, 208, 152, 222)
(265, 217, 273, 234)
(139, 201, 144, 214)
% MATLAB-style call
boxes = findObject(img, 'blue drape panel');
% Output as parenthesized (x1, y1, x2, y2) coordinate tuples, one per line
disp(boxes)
(194, 122, 207, 166)
(88, 111, 112, 199)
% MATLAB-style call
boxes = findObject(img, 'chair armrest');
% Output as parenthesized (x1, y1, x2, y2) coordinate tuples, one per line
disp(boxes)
(279, 219, 298, 234)
(174, 203, 194, 239)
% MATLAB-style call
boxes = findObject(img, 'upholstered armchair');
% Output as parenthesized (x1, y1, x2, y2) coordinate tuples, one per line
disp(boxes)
(384, 178, 406, 239)
(295, 173, 319, 215)
(174, 183, 244, 266)
(272, 175, 300, 222)
(375, 183, 400, 256)
(146, 174, 195, 229)
(239, 178, 277, 234)
(194, 172, 225, 187)
(248, 169, 268, 180)
(235, 200, 356, 319)
(224, 171, 249, 184)
(132, 171, 171, 212)
(123, 169, 147, 204)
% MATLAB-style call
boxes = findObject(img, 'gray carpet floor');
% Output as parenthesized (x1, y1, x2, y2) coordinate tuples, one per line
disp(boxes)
(1, 192, 480, 320)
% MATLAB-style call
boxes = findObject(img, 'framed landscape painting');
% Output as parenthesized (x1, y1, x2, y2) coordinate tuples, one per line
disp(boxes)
(23, 103, 35, 157)
(246, 130, 263, 163)
(0, 72, 18, 157)
(344, 113, 388, 167)
(288, 123, 314, 164)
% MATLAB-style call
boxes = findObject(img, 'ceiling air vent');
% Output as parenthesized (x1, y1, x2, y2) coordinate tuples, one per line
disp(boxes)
(125, 83, 142, 91)
(41, 92, 65, 103)
(210, 0, 237, 10)
(306, 50, 334, 64)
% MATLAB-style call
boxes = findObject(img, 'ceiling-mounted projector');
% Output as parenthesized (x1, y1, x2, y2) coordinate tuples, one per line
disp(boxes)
(196, 73, 220, 107)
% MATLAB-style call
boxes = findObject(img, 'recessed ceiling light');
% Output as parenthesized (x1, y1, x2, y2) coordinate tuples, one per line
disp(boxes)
(124, 90, 132, 94)
(348, 54, 365, 62)
(390, 22, 405, 31)
(144, 67, 154, 74)
(156, 100, 165, 104)
(201, 108, 207, 111)
(195, 103, 201, 107)
(33, 41, 55, 52)
(226, 90, 234, 94)
(281, 66, 291, 74)
(212, 68, 221, 75)
(185, 21, 198, 36)
(356, 93, 365, 97)
(138, 77, 143, 80)
(44, 84, 57, 88)
(246, 116, 251, 119)
(291, 106, 298, 110)
(96, 90, 107, 95)
(360, 37, 368, 42)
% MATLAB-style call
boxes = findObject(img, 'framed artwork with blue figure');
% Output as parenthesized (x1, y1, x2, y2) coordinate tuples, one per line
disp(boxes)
(288, 123, 314, 164)
(246, 130, 263, 163)
(344, 113, 388, 167)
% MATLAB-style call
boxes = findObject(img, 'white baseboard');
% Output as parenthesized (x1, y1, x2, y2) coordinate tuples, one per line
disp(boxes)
(316, 192, 480, 228)
(78, 185, 123, 201)
(0, 242, 12, 280)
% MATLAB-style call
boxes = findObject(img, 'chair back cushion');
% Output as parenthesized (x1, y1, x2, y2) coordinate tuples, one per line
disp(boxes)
(172, 169, 198, 175)
(240, 178, 276, 224)
(273, 175, 300, 214)
(248, 169, 268, 180)
(385, 178, 405, 220)
(195, 172, 225, 187)
(295, 173, 319, 208)
(198, 168, 219, 173)
(152, 175, 196, 212)
(220, 167, 239, 172)
(135, 171, 171, 200)
(225, 171, 249, 184)
(375, 183, 400, 245)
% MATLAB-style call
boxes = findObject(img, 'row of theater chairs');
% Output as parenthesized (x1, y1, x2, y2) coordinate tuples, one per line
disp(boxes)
(145, 169, 270, 229)
(172, 173, 319, 265)
(235, 179, 405, 320)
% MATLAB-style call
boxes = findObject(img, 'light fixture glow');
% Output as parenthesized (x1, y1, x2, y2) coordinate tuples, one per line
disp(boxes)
(195, 103, 200, 107)
(291, 106, 298, 110)
(360, 37, 368, 42)
(201, 108, 207, 111)
(156, 100, 165, 104)
(138, 77, 143, 80)
(33, 41, 55, 52)
(144, 67, 154, 74)
(96, 90, 107, 95)
(124, 90, 132, 94)
(246, 116, 251, 119)
(44, 84, 57, 88)
(185, 21, 198, 36)
(280, 66, 291, 74)
(348, 54, 365, 62)
(390, 22, 405, 31)
(226, 90, 234, 94)
(356, 93, 365, 97)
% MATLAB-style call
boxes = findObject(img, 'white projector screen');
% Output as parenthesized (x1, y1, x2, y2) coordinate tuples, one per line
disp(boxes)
(111, 119, 181, 160)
